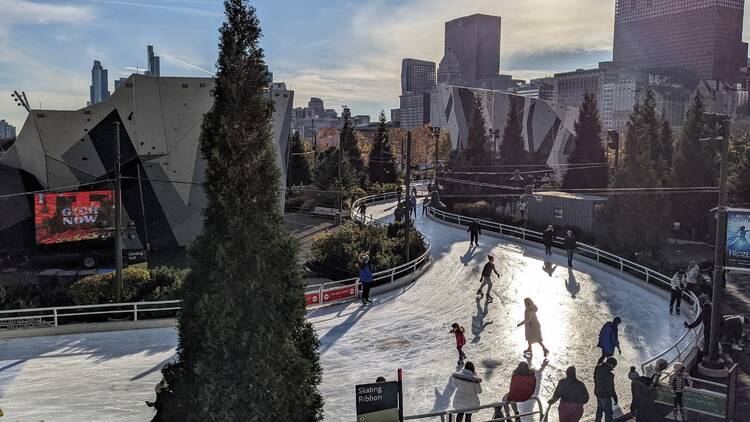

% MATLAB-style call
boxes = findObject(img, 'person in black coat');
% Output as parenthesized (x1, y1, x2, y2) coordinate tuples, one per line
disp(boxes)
(548, 366, 589, 422)
(630, 376, 657, 422)
(593, 358, 618, 422)
(543, 225, 555, 255)
(564, 230, 577, 268)
(468, 219, 481, 247)
(685, 302, 712, 357)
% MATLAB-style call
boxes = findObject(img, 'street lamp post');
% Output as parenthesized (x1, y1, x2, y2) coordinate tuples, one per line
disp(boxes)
(113, 121, 123, 303)
(699, 112, 731, 376)
(404, 130, 413, 262)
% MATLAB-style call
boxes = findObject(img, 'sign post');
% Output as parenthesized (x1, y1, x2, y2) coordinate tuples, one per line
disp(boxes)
(355, 379, 400, 422)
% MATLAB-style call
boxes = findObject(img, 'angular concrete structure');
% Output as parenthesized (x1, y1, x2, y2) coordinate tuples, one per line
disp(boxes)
(0, 75, 293, 256)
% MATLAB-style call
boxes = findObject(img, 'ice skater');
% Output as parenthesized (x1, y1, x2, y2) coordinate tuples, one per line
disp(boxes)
(548, 366, 590, 422)
(358, 201, 367, 220)
(468, 219, 481, 247)
(450, 361, 482, 422)
(359, 255, 373, 305)
(670, 270, 687, 315)
(564, 230, 577, 268)
(450, 322, 467, 365)
(594, 357, 618, 422)
(596, 317, 622, 364)
(669, 362, 692, 420)
(517, 298, 549, 357)
(476, 255, 500, 303)
(543, 225, 555, 255)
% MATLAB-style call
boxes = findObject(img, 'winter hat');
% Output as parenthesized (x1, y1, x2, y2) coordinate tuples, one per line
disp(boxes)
(565, 366, 577, 378)
(673, 362, 685, 372)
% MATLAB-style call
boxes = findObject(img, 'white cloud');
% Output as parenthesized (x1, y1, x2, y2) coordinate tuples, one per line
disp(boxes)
(0, 0, 94, 24)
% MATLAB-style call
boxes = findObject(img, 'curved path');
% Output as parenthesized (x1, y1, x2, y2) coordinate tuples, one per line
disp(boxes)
(308, 201, 691, 421)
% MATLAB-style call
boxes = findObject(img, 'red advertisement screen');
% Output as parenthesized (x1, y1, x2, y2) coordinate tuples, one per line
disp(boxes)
(34, 191, 115, 245)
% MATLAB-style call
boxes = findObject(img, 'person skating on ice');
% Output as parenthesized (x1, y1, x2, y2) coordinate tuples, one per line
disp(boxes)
(564, 229, 577, 268)
(669, 270, 687, 315)
(358, 255, 374, 305)
(543, 225, 555, 255)
(450, 322, 467, 365)
(467, 218, 481, 247)
(596, 317, 622, 364)
(476, 255, 500, 303)
(516, 298, 549, 357)
(548, 366, 590, 422)
(594, 357, 619, 422)
(449, 361, 482, 422)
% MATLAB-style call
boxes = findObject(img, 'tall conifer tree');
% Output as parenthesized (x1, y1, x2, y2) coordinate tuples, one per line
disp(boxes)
(562, 93, 608, 189)
(160, 2, 323, 419)
(499, 98, 529, 166)
(368, 111, 397, 183)
(340, 111, 366, 185)
(288, 130, 312, 186)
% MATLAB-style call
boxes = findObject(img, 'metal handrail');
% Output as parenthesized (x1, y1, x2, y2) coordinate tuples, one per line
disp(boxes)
(405, 397, 545, 421)
(0, 300, 182, 327)
(425, 205, 701, 374)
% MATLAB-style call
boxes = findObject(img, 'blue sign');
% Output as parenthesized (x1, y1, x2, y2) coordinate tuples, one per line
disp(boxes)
(726, 210, 750, 269)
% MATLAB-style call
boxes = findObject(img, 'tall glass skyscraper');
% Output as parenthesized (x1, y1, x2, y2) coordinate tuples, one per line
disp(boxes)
(438, 14, 501, 85)
(147, 45, 161, 77)
(89, 60, 110, 105)
(613, 0, 746, 83)
(401, 59, 436, 94)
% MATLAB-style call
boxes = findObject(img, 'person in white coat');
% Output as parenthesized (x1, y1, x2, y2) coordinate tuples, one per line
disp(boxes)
(450, 361, 482, 422)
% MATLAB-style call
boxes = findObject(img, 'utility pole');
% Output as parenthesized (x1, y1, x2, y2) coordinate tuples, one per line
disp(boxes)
(312, 117, 317, 164)
(114, 121, 123, 303)
(700, 112, 730, 375)
(432, 127, 440, 184)
(338, 129, 343, 220)
(404, 130, 412, 262)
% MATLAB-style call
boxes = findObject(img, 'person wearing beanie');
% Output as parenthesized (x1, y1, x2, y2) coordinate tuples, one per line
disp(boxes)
(627, 366, 639, 382)
(548, 366, 589, 422)
(593, 357, 618, 422)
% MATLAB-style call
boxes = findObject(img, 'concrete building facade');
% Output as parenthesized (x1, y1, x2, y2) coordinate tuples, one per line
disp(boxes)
(0, 75, 293, 255)
(399, 92, 431, 130)
(0, 120, 16, 140)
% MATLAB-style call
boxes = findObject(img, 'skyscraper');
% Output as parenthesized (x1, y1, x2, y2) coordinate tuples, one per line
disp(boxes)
(308, 97, 324, 118)
(438, 14, 501, 86)
(146, 45, 161, 77)
(0, 120, 16, 140)
(613, 0, 747, 83)
(89, 60, 110, 105)
(401, 59, 436, 94)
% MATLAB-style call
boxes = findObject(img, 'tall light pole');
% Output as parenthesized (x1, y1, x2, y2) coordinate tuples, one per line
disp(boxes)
(699, 112, 731, 376)
(114, 121, 123, 303)
(404, 130, 413, 262)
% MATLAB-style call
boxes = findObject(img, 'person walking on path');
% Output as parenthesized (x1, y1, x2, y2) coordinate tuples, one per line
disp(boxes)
(669, 362, 692, 419)
(685, 301, 712, 357)
(450, 323, 467, 365)
(517, 298, 549, 357)
(594, 357, 618, 422)
(670, 270, 687, 315)
(597, 317, 622, 364)
(548, 366, 589, 422)
(476, 255, 500, 303)
(543, 225, 555, 255)
(358, 201, 367, 220)
(450, 361, 482, 422)
(359, 255, 374, 305)
(468, 219, 481, 247)
(564, 230, 577, 267)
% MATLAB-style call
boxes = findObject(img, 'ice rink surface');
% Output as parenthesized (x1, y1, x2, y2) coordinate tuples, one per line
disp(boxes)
(308, 201, 691, 421)
(0, 200, 690, 421)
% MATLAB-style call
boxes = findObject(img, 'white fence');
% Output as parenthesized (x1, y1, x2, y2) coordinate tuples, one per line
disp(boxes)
(0, 300, 181, 328)
(425, 205, 701, 374)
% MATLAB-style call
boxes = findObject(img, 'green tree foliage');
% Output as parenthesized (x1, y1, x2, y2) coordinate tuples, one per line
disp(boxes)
(671, 93, 718, 238)
(288, 130, 311, 186)
(729, 144, 750, 205)
(312, 146, 359, 208)
(595, 95, 668, 260)
(159, 2, 323, 420)
(562, 93, 608, 189)
(368, 111, 397, 184)
(659, 113, 674, 173)
(455, 97, 491, 165)
(499, 97, 531, 166)
(340, 111, 366, 186)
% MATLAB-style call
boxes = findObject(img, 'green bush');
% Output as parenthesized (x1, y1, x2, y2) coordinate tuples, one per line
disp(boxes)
(367, 182, 401, 195)
(454, 201, 493, 218)
(68, 266, 186, 305)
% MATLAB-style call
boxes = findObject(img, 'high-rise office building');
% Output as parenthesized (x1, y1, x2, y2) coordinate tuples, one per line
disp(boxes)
(0, 120, 16, 140)
(399, 92, 430, 130)
(146, 45, 161, 77)
(308, 97, 325, 118)
(89, 60, 110, 105)
(613, 0, 747, 83)
(438, 14, 501, 86)
(114, 77, 129, 91)
(401, 59, 436, 94)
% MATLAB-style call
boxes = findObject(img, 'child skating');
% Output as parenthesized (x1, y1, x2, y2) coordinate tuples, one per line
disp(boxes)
(669, 362, 692, 420)
(450, 323, 467, 365)
(476, 255, 500, 303)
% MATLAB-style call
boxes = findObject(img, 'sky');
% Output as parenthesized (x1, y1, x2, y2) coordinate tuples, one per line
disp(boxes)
(0, 0, 748, 129)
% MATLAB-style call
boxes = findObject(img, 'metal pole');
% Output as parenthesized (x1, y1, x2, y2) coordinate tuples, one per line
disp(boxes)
(434, 128, 439, 183)
(707, 114, 728, 365)
(312, 118, 317, 164)
(397, 368, 404, 422)
(136, 165, 150, 262)
(338, 133, 343, 219)
(404, 131, 412, 262)
(114, 121, 123, 303)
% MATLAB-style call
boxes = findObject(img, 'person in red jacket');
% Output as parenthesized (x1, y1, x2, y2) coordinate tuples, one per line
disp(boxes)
(494, 359, 548, 420)
(450, 323, 467, 365)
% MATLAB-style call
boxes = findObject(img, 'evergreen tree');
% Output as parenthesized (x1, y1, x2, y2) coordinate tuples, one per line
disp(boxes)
(562, 93, 608, 189)
(730, 148, 750, 205)
(659, 112, 674, 172)
(671, 93, 717, 238)
(499, 97, 531, 166)
(340, 111, 366, 185)
(368, 111, 397, 184)
(287, 130, 311, 186)
(160, 2, 322, 420)
(456, 97, 491, 165)
(595, 97, 668, 260)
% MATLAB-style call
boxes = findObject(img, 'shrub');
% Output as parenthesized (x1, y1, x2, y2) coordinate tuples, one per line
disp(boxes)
(454, 201, 493, 218)
(68, 267, 150, 304)
(367, 182, 401, 195)
(146, 266, 186, 301)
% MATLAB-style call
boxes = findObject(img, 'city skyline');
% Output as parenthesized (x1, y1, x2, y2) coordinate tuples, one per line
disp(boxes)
(2, 0, 750, 128)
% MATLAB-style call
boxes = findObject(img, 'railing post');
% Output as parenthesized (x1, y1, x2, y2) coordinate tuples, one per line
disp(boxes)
(619, 258, 624, 271)
(646, 270, 650, 284)
(53, 309, 58, 327)
(596, 249, 600, 262)
(134, 304, 138, 321)
(391, 269, 395, 283)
